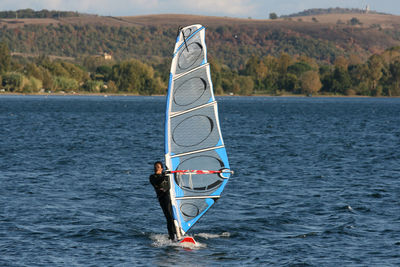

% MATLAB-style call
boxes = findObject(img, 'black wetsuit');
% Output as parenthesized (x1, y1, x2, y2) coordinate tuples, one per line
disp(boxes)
(149, 172, 176, 240)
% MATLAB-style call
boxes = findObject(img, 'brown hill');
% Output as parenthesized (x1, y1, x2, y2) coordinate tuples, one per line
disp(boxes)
(3, 12, 400, 31)
(115, 13, 400, 59)
(1, 13, 400, 66)
(289, 13, 400, 29)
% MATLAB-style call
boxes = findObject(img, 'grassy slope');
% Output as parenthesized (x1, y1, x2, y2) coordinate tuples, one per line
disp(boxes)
(1, 13, 400, 64)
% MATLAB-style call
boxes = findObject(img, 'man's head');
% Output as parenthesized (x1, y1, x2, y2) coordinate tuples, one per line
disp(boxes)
(154, 161, 163, 174)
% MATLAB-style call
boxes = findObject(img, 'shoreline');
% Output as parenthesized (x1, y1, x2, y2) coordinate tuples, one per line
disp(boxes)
(1, 92, 398, 98)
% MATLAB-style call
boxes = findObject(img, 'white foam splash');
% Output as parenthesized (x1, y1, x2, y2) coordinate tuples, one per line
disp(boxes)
(150, 233, 175, 248)
(346, 205, 353, 211)
(196, 232, 231, 239)
(150, 233, 206, 249)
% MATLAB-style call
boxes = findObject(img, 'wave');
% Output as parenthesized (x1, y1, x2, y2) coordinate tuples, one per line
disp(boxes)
(149, 233, 206, 249)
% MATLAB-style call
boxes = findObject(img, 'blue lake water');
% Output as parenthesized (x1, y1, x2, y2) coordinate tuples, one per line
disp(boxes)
(0, 95, 399, 266)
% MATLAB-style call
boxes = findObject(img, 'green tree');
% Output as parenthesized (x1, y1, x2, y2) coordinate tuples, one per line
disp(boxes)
(367, 54, 384, 95)
(233, 75, 254, 95)
(83, 80, 104, 92)
(349, 17, 361, 26)
(243, 56, 259, 76)
(41, 69, 54, 90)
(53, 76, 79, 92)
(331, 66, 351, 94)
(388, 60, 400, 96)
(243, 56, 268, 90)
(25, 63, 43, 80)
(2, 72, 23, 92)
(209, 58, 223, 94)
(104, 80, 118, 93)
(60, 61, 89, 82)
(260, 55, 279, 93)
(334, 56, 349, 69)
(348, 63, 369, 95)
(0, 42, 11, 74)
(287, 61, 312, 77)
(262, 72, 279, 94)
(278, 73, 298, 93)
(21, 76, 42, 93)
(300, 70, 322, 94)
(278, 53, 292, 75)
(95, 65, 113, 82)
(221, 77, 233, 94)
(111, 59, 162, 95)
(348, 54, 362, 66)
(83, 55, 113, 72)
(269, 13, 278, 20)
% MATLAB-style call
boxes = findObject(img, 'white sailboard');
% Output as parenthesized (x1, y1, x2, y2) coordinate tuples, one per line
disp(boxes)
(164, 24, 233, 242)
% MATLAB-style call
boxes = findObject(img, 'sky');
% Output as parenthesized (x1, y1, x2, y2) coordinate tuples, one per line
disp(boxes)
(1, 0, 399, 19)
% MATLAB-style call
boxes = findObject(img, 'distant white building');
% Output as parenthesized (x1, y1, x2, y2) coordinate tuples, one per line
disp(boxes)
(365, 4, 370, 14)
(103, 52, 112, 60)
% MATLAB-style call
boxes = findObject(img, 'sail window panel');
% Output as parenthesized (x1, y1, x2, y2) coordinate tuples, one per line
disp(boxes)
(179, 198, 213, 222)
(173, 150, 226, 197)
(182, 26, 198, 40)
(170, 104, 220, 155)
(175, 32, 205, 75)
(171, 65, 212, 113)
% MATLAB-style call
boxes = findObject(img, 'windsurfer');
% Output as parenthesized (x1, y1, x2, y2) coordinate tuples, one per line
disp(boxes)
(149, 161, 176, 240)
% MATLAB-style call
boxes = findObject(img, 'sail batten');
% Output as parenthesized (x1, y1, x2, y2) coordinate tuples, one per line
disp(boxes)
(170, 101, 216, 118)
(176, 196, 221, 200)
(170, 145, 225, 158)
(165, 24, 231, 238)
(173, 63, 210, 81)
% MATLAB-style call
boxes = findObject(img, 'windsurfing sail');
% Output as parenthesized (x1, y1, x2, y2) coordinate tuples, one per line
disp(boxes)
(165, 24, 232, 239)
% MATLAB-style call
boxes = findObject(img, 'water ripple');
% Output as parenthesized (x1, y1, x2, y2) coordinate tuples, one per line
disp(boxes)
(1, 96, 400, 266)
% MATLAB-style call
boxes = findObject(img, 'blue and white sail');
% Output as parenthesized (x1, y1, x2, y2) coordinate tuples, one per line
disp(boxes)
(165, 24, 232, 239)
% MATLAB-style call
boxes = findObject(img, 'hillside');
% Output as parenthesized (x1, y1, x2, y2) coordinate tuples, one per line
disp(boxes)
(1, 12, 400, 69)
(282, 7, 386, 17)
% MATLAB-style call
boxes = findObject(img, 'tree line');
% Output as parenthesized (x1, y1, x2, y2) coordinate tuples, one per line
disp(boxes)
(0, 42, 164, 94)
(281, 8, 384, 18)
(223, 46, 400, 96)
(1, 41, 399, 96)
(0, 9, 80, 19)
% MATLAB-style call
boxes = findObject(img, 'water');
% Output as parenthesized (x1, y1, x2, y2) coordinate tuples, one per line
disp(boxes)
(1, 95, 399, 266)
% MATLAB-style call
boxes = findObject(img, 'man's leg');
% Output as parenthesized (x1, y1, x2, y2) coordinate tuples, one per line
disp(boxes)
(159, 197, 176, 240)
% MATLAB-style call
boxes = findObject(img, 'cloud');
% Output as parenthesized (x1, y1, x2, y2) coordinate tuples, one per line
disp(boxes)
(94, 0, 258, 17)
(1, 0, 63, 11)
(172, 0, 257, 16)
(0, 0, 257, 17)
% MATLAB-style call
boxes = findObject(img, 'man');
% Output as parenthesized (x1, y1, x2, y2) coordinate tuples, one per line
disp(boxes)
(149, 161, 176, 240)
